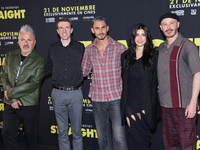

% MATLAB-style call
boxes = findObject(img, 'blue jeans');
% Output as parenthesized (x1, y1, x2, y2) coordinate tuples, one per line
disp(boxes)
(51, 88, 83, 150)
(92, 100, 127, 150)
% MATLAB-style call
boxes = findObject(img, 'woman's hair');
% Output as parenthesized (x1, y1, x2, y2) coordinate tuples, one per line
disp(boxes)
(127, 23, 154, 70)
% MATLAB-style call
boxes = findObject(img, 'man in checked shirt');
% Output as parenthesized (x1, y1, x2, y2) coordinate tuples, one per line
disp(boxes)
(82, 16, 127, 150)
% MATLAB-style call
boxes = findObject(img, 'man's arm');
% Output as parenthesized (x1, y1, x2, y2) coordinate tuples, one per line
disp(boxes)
(0, 53, 22, 108)
(82, 48, 92, 76)
(0, 54, 12, 90)
(46, 48, 53, 76)
(185, 72, 200, 118)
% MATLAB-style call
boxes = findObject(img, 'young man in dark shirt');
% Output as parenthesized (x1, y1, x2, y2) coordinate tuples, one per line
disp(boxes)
(46, 18, 84, 150)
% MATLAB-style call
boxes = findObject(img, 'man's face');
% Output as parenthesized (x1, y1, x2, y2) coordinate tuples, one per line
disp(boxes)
(160, 18, 180, 38)
(91, 21, 109, 40)
(57, 21, 73, 41)
(18, 32, 36, 54)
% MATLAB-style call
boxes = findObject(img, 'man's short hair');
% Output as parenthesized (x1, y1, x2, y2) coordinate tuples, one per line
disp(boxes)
(18, 25, 35, 39)
(91, 16, 107, 27)
(56, 18, 73, 29)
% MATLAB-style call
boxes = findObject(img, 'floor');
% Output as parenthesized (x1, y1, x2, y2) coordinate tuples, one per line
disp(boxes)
(0, 138, 59, 150)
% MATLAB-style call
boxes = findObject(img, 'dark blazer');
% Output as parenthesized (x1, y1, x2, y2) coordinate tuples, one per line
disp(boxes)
(121, 49, 160, 130)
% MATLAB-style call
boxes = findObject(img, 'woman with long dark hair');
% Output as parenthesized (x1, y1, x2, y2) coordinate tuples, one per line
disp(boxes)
(121, 23, 159, 149)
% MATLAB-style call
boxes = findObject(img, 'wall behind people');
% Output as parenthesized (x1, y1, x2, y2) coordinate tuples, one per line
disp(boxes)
(0, 0, 200, 149)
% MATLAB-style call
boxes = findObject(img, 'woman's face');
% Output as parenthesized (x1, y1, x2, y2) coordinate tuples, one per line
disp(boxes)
(135, 29, 147, 48)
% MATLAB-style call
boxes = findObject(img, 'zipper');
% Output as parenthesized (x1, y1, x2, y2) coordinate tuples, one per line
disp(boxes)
(15, 61, 23, 87)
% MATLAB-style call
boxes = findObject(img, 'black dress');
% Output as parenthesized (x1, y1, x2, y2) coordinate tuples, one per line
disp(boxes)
(125, 58, 151, 150)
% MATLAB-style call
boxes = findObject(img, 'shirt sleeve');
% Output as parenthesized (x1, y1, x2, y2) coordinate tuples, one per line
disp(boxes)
(82, 47, 92, 76)
(186, 41, 200, 75)
(46, 47, 53, 76)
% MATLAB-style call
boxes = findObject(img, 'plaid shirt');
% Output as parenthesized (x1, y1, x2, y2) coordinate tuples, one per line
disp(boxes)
(82, 36, 126, 102)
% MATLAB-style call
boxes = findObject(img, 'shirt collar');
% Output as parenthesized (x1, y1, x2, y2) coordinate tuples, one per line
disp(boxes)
(163, 33, 183, 48)
(57, 38, 75, 47)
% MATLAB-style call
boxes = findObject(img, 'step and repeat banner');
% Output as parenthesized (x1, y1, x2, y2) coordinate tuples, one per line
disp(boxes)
(0, 0, 200, 149)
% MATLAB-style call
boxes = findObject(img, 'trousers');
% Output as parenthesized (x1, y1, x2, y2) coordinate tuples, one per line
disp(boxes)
(2, 104, 38, 150)
(51, 88, 83, 150)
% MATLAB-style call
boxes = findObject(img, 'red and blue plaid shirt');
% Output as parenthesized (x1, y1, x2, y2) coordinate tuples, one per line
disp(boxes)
(82, 36, 126, 102)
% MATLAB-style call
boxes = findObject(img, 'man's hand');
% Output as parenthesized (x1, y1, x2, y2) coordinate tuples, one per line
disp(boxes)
(185, 102, 197, 119)
(11, 101, 22, 109)
(4, 91, 9, 100)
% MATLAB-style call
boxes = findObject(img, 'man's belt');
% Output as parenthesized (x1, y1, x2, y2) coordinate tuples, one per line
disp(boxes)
(53, 85, 80, 91)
